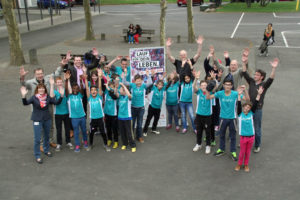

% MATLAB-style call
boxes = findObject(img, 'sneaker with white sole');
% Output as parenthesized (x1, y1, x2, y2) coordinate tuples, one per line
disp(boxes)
(182, 129, 187, 134)
(104, 145, 111, 152)
(143, 132, 148, 137)
(55, 144, 61, 152)
(205, 146, 211, 154)
(151, 130, 160, 135)
(253, 147, 260, 153)
(66, 143, 74, 150)
(193, 144, 202, 152)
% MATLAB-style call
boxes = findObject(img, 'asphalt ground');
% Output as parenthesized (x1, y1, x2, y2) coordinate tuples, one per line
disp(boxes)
(0, 4, 300, 200)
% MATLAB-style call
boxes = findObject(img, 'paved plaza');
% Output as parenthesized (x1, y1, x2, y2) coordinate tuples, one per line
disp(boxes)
(0, 4, 300, 200)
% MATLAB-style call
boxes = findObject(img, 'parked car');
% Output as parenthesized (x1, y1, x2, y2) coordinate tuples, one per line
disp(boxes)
(37, 0, 69, 9)
(75, 0, 96, 6)
(177, 0, 204, 6)
(61, 0, 76, 7)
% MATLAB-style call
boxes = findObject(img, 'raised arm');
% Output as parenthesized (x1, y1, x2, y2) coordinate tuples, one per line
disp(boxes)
(120, 82, 132, 99)
(97, 69, 103, 96)
(193, 35, 204, 62)
(84, 74, 90, 98)
(166, 38, 175, 64)
(106, 56, 122, 69)
(269, 58, 279, 79)
(193, 71, 201, 93)
(49, 76, 55, 98)
(252, 86, 264, 112)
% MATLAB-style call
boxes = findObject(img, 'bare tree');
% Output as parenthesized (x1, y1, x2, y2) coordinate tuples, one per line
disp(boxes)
(187, 0, 195, 43)
(160, 0, 167, 46)
(83, 0, 95, 40)
(1, 0, 25, 65)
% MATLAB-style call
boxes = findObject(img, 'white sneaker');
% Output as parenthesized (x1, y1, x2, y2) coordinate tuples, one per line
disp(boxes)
(66, 143, 74, 150)
(143, 132, 148, 137)
(151, 130, 160, 135)
(55, 144, 61, 152)
(104, 145, 111, 152)
(254, 147, 261, 153)
(205, 146, 211, 154)
(193, 144, 202, 152)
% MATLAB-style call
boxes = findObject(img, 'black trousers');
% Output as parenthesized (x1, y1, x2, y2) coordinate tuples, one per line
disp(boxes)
(90, 118, 107, 146)
(105, 114, 118, 142)
(55, 114, 71, 145)
(143, 105, 161, 133)
(195, 114, 212, 146)
(119, 120, 136, 148)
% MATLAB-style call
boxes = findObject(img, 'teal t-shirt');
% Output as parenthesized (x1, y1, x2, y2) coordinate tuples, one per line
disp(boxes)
(67, 93, 86, 118)
(115, 66, 131, 83)
(54, 89, 68, 115)
(166, 82, 179, 106)
(179, 82, 193, 103)
(130, 83, 147, 108)
(214, 90, 238, 119)
(196, 90, 212, 116)
(118, 95, 132, 119)
(149, 85, 165, 109)
(238, 111, 255, 136)
(88, 94, 104, 119)
(104, 89, 117, 116)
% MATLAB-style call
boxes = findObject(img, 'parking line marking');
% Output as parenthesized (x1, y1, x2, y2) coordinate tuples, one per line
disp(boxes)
(240, 23, 299, 26)
(255, 45, 300, 49)
(273, 12, 300, 18)
(281, 31, 289, 47)
(231, 12, 244, 38)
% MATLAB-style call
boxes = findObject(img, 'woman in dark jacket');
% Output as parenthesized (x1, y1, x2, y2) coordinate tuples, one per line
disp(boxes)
(259, 23, 275, 57)
(134, 24, 142, 44)
(21, 81, 63, 164)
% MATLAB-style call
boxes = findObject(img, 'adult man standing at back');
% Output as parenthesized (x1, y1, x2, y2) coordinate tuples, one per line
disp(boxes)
(241, 56, 279, 153)
(166, 35, 204, 82)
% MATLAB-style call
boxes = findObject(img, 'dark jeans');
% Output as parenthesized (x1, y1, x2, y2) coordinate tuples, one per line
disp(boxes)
(253, 109, 263, 148)
(90, 118, 107, 146)
(55, 114, 71, 145)
(219, 118, 237, 152)
(131, 106, 145, 139)
(212, 99, 220, 126)
(143, 105, 161, 133)
(119, 120, 136, 148)
(195, 115, 212, 146)
(33, 120, 51, 159)
(105, 114, 118, 142)
(166, 104, 179, 126)
(71, 117, 87, 147)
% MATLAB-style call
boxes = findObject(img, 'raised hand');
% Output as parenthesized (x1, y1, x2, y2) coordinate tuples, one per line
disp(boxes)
(209, 70, 216, 80)
(97, 68, 103, 77)
(82, 65, 87, 73)
(270, 58, 279, 68)
(66, 50, 72, 61)
(92, 47, 98, 56)
(195, 70, 201, 79)
(237, 86, 244, 95)
(125, 55, 130, 61)
(20, 86, 28, 97)
(166, 38, 172, 47)
(257, 86, 264, 95)
(196, 35, 204, 45)
(224, 51, 229, 58)
(187, 59, 192, 67)
(19, 66, 29, 77)
(59, 87, 65, 97)
(242, 55, 248, 64)
(61, 58, 69, 66)
(209, 45, 214, 54)
(116, 56, 123, 61)
(64, 71, 71, 80)
(49, 76, 55, 85)
(242, 48, 249, 57)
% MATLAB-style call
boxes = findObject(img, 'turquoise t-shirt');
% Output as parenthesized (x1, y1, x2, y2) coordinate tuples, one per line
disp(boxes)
(88, 94, 104, 119)
(214, 90, 238, 119)
(104, 89, 117, 116)
(166, 82, 179, 106)
(179, 82, 193, 103)
(149, 85, 165, 109)
(67, 93, 86, 118)
(238, 111, 255, 136)
(115, 66, 131, 83)
(54, 89, 68, 115)
(118, 95, 132, 119)
(196, 90, 212, 116)
(130, 83, 147, 108)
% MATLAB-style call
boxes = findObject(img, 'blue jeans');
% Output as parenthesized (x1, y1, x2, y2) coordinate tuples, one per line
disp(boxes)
(219, 118, 236, 152)
(128, 35, 134, 43)
(166, 104, 179, 126)
(131, 106, 145, 139)
(71, 117, 87, 147)
(179, 102, 195, 130)
(33, 120, 51, 159)
(253, 109, 263, 148)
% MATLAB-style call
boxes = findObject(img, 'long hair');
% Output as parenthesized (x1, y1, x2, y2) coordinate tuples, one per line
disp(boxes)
(166, 74, 179, 90)
(34, 83, 48, 95)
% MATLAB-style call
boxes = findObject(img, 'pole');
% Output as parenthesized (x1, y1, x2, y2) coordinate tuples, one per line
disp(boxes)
(296, 0, 299, 11)
(50, 0, 53, 25)
(16, 0, 22, 24)
(24, 0, 30, 31)
(39, 0, 43, 20)
(98, 0, 100, 14)
(69, 2, 72, 21)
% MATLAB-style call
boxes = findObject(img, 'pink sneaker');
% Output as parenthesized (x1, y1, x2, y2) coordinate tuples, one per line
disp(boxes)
(166, 124, 172, 130)
(182, 129, 187, 134)
(176, 126, 180, 132)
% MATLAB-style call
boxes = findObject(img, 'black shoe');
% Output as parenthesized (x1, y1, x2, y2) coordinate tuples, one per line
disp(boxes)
(45, 152, 53, 157)
(36, 158, 43, 164)
(231, 152, 238, 161)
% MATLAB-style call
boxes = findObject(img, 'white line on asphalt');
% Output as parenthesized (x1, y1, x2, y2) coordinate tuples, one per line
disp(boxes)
(240, 23, 300, 26)
(273, 12, 300, 18)
(281, 31, 289, 47)
(255, 45, 300, 49)
(231, 12, 244, 39)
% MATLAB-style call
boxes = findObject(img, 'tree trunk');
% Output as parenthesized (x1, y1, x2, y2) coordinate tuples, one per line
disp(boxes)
(246, 0, 251, 8)
(1, 0, 25, 66)
(187, 0, 195, 43)
(160, 0, 167, 46)
(83, 0, 95, 40)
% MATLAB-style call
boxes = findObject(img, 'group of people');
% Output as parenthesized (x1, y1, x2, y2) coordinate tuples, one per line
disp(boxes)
(127, 24, 142, 44)
(20, 35, 278, 172)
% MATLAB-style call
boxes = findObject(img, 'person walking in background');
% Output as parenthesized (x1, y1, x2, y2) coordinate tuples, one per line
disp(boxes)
(259, 23, 275, 57)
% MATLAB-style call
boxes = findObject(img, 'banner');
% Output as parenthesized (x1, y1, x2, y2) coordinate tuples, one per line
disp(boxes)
(130, 47, 166, 127)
